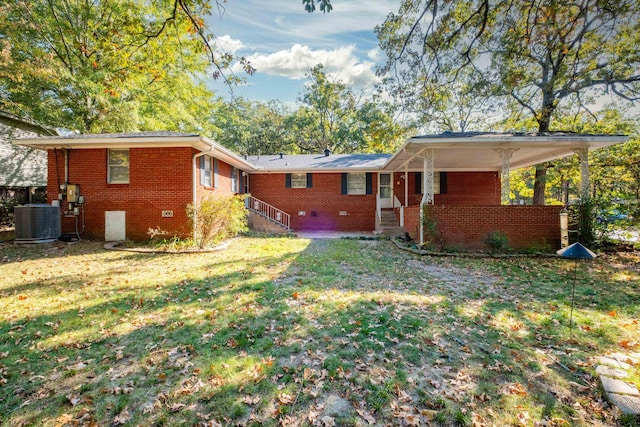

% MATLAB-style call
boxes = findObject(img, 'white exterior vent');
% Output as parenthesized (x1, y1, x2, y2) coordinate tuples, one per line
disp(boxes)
(15, 204, 61, 242)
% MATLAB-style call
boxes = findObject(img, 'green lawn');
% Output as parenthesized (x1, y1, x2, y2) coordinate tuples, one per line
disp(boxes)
(1, 237, 638, 426)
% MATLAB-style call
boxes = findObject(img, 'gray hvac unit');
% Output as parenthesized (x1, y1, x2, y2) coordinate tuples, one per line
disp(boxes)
(15, 204, 61, 243)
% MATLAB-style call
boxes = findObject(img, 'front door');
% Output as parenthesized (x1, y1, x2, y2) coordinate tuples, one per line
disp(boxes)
(379, 173, 392, 208)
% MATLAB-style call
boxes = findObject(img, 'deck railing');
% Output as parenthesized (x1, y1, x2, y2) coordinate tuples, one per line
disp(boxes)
(245, 196, 291, 230)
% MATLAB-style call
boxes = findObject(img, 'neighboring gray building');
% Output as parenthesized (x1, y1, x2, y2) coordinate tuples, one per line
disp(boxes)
(0, 111, 52, 224)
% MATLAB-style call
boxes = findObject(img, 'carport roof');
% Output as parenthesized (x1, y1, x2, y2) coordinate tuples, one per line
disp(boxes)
(383, 131, 628, 172)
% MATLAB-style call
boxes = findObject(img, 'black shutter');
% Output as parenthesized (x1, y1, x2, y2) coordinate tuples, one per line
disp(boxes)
(199, 156, 205, 186)
(341, 173, 348, 194)
(365, 173, 373, 195)
(415, 172, 422, 194)
(213, 158, 219, 188)
(285, 173, 292, 188)
(440, 172, 447, 194)
(306, 173, 313, 188)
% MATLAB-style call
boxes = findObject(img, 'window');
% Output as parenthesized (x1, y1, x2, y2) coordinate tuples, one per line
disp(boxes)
(285, 173, 312, 189)
(347, 173, 366, 195)
(348, 173, 366, 195)
(341, 173, 372, 195)
(291, 173, 307, 188)
(415, 172, 445, 194)
(108, 149, 129, 184)
(231, 167, 238, 193)
(200, 156, 212, 187)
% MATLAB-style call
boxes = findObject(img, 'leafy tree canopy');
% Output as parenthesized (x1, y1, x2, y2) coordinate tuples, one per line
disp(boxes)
(0, 0, 256, 133)
(377, 0, 640, 132)
(286, 64, 410, 154)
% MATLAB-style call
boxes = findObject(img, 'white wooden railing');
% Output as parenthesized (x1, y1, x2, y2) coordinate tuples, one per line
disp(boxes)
(393, 195, 402, 208)
(375, 192, 382, 230)
(246, 196, 291, 230)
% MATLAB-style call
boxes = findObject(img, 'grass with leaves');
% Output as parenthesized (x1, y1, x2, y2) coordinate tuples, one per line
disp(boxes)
(1, 237, 639, 426)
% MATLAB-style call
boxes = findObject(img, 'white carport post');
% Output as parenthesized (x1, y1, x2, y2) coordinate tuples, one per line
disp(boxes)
(494, 148, 519, 205)
(419, 149, 434, 246)
(574, 148, 590, 198)
(400, 164, 409, 227)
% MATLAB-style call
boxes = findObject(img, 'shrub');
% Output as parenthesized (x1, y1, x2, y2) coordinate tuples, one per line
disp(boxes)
(484, 231, 510, 252)
(187, 195, 248, 248)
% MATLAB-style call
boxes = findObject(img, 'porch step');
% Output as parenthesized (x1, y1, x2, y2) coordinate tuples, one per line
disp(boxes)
(379, 226, 405, 237)
(379, 211, 397, 226)
(248, 212, 291, 234)
(378, 210, 403, 236)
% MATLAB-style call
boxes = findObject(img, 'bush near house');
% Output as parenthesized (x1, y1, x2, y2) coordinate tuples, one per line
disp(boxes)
(187, 194, 248, 248)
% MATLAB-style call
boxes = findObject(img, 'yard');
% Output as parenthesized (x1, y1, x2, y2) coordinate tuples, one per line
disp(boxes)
(1, 237, 639, 426)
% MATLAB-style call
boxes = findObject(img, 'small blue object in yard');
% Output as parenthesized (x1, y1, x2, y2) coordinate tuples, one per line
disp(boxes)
(557, 242, 597, 340)
(557, 242, 597, 259)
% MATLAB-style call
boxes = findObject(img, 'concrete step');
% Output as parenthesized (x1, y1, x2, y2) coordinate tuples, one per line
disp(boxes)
(379, 226, 405, 237)
(247, 212, 290, 234)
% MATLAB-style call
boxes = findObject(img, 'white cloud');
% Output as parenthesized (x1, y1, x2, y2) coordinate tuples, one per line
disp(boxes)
(211, 35, 244, 53)
(367, 48, 382, 61)
(231, 44, 379, 88)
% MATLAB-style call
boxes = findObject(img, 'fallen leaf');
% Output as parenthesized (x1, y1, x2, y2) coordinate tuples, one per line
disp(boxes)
(608, 310, 617, 317)
(320, 416, 335, 427)
(113, 408, 130, 425)
(169, 402, 186, 412)
(278, 393, 294, 404)
(66, 394, 82, 407)
(506, 383, 528, 396)
(356, 408, 376, 424)
(242, 395, 261, 405)
(619, 340, 637, 349)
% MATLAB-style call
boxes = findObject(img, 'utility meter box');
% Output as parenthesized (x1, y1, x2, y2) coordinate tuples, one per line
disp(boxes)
(66, 184, 79, 203)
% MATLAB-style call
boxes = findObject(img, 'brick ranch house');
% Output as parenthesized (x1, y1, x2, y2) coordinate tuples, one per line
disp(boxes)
(16, 131, 627, 249)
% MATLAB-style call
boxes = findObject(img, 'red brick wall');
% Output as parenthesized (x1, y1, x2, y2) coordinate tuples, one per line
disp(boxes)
(47, 148, 247, 241)
(403, 205, 562, 250)
(48, 148, 195, 240)
(393, 172, 500, 206)
(249, 173, 377, 231)
(194, 154, 241, 202)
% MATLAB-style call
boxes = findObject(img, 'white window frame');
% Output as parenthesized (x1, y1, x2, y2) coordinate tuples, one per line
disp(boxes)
(347, 173, 366, 195)
(291, 173, 307, 188)
(107, 149, 130, 184)
(200, 155, 212, 187)
(231, 167, 238, 193)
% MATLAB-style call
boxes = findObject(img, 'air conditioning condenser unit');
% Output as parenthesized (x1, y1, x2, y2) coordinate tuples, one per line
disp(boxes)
(15, 204, 61, 243)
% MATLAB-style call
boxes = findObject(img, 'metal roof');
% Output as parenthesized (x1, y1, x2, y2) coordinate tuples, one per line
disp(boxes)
(248, 153, 391, 172)
(15, 132, 256, 171)
(14, 131, 629, 175)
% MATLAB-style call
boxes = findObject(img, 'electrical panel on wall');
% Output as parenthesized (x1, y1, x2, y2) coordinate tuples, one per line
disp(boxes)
(66, 184, 79, 203)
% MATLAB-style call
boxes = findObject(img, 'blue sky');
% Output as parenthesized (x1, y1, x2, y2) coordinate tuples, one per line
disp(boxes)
(207, 0, 400, 107)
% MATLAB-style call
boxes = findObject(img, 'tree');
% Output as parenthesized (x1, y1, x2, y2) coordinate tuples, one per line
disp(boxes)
(287, 65, 410, 154)
(0, 0, 253, 132)
(212, 98, 295, 155)
(376, 0, 640, 203)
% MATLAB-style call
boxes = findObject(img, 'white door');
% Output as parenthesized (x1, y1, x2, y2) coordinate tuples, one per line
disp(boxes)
(105, 211, 126, 241)
(378, 173, 392, 208)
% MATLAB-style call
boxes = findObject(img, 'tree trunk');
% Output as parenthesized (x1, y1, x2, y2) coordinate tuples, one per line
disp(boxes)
(533, 110, 552, 205)
(533, 164, 547, 205)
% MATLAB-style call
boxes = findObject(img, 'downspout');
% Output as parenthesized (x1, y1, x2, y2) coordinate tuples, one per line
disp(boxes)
(64, 149, 69, 184)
